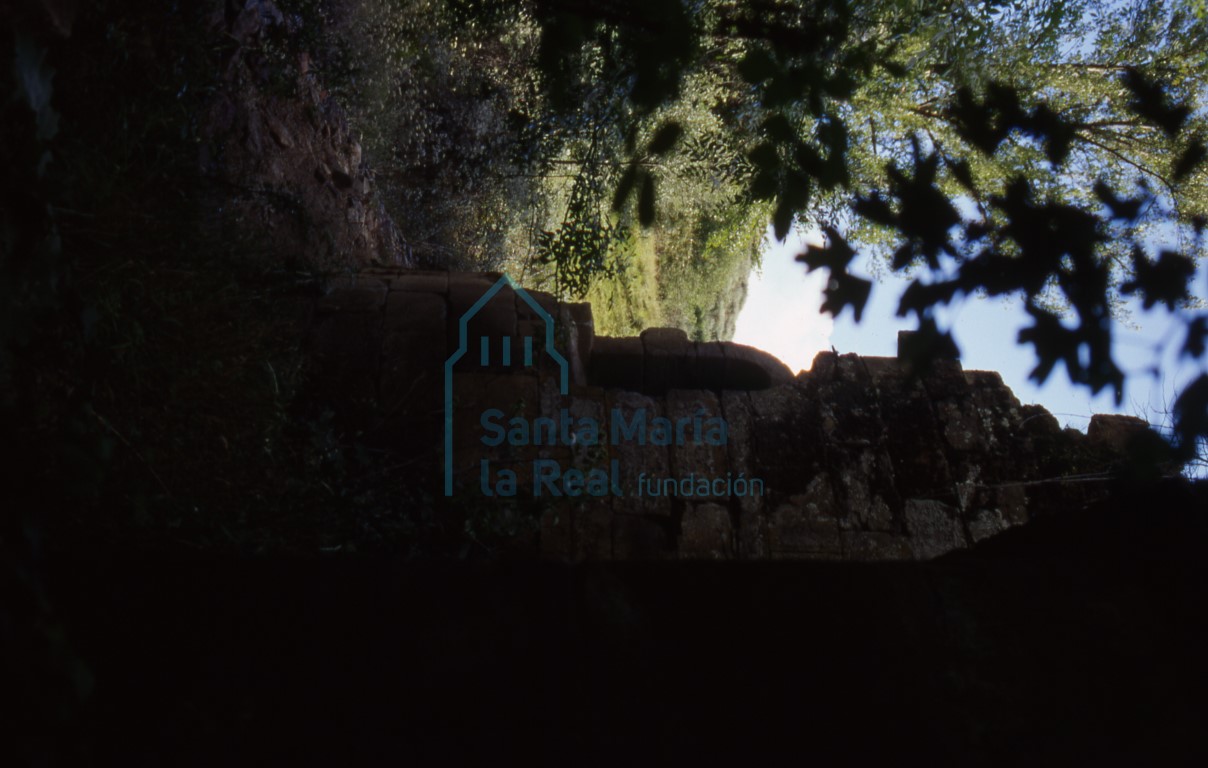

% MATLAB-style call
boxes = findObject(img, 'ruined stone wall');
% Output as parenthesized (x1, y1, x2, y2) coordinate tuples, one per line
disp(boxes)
(308, 269, 1148, 560)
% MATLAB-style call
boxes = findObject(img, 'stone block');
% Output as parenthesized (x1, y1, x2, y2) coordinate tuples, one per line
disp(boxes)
(903, 499, 968, 560)
(679, 502, 733, 559)
(964, 370, 1022, 414)
(612, 514, 670, 559)
(642, 327, 692, 394)
(476, 374, 545, 469)
(390, 271, 448, 294)
(878, 380, 954, 499)
(384, 291, 446, 341)
(515, 318, 551, 344)
(832, 352, 875, 386)
(566, 301, 595, 365)
(966, 506, 1010, 544)
(859, 356, 901, 382)
(378, 295, 444, 433)
(696, 342, 727, 390)
(828, 450, 897, 531)
(963, 484, 1029, 530)
(590, 336, 644, 390)
(722, 343, 794, 390)
(815, 356, 882, 444)
(444, 277, 519, 375)
(558, 304, 589, 386)
(841, 531, 913, 560)
(516, 288, 559, 322)
(606, 390, 671, 515)
(540, 506, 574, 561)
(918, 358, 968, 400)
(720, 391, 762, 519)
(897, 329, 960, 362)
(666, 390, 728, 480)
(934, 399, 982, 452)
(1087, 414, 1151, 453)
(316, 275, 388, 313)
(448, 274, 510, 318)
(748, 383, 823, 497)
(768, 492, 843, 559)
(784, 473, 840, 526)
(1019, 404, 1061, 436)
(574, 502, 614, 561)
(736, 507, 769, 559)
(379, 338, 442, 404)
(640, 327, 690, 350)
(465, 296, 517, 336)
(567, 389, 608, 475)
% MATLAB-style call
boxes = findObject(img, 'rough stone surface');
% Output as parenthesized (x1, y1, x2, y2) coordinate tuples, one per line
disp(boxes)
(199, 0, 409, 271)
(680, 503, 734, 559)
(305, 268, 1156, 562)
(1087, 414, 1151, 453)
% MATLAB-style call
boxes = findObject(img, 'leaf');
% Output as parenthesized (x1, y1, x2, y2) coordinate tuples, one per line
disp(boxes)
(1018, 306, 1080, 386)
(795, 227, 870, 322)
(1122, 247, 1195, 310)
(611, 163, 639, 212)
(896, 277, 962, 319)
(853, 193, 895, 227)
(891, 243, 916, 271)
(750, 169, 778, 201)
(880, 59, 907, 78)
(821, 272, 871, 322)
(772, 195, 794, 241)
(1172, 374, 1208, 460)
(638, 172, 656, 227)
(747, 142, 780, 172)
(1173, 139, 1207, 182)
(1028, 104, 1076, 165)
(760, 113, 796, 144)
(737, 47, 778, 84)
(647, 121, 683, 155)
(898, 318, 961, 372)
(784, 170, 811, 210)
(796, 226, 857, 272)
(945, 157, 977, 193)
(1093, 181, 1144, 222)
(1183, 316, 1207, 359)
(764, 72, 803, 108)
(1122, 67, 1190, 138)
(794, 141, 822, 176)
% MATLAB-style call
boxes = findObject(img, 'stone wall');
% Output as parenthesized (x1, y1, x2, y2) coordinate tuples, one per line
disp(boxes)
(307, 269, 1151, 560)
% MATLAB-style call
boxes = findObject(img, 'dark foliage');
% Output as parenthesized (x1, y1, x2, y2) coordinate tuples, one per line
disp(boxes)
(531, 0, 1208, 464)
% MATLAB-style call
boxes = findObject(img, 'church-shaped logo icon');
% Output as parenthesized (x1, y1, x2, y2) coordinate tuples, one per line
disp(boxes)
(443, 274, 569, 496)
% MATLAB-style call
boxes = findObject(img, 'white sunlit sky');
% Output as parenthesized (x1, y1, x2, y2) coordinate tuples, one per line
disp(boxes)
(733, 226, 1207, 436)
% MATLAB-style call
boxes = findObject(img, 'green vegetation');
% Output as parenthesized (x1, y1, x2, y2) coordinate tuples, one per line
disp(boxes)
(300, 0, 1207, 345)
(297, 0, 774, 336)
(522, 0, 1208, 461)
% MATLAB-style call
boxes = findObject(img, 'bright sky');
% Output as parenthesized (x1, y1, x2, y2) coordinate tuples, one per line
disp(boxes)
(734, 226, 1206, 435)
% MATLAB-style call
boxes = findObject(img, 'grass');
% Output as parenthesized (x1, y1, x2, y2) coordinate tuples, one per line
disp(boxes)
(584, 227, 663, 335)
